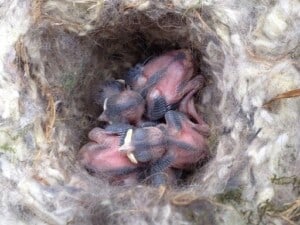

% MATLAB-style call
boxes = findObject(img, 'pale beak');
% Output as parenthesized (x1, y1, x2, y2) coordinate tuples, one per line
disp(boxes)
(119, 144, 134, 152)
(103, 98, 108, 110)
(116, 79, 125, 84)
(119, 145, 137, 164)
(118, 129, 138, 164)
(126, 153, 138, 164)
(119, 129, 133, 152)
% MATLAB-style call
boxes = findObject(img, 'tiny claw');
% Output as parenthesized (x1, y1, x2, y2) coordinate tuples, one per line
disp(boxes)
(193, 124, 211, 137)
(158, 185, 167, 199)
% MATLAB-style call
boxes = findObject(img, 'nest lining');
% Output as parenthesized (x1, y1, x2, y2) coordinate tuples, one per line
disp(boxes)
(13, 3, 225, 224)
(1, 0, 299, 225)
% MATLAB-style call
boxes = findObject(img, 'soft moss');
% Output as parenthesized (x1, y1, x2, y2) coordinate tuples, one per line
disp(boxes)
(271, 174, 300, 194)
(0, 143, 15, 153)
(215, 188, 243, 204)
(61, 72, 77, 92)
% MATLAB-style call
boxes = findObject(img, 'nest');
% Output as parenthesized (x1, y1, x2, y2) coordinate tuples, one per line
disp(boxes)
(1, 0, 300, 224)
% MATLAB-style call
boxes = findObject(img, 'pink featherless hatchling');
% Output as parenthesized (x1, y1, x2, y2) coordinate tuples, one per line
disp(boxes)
(124, 49, 205, 121)
(148, 110, 209, 186)
(78, 123, 140, 185)
(118, 126, 167, 165)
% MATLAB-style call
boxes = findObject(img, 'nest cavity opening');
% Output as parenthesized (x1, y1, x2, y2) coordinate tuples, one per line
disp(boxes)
(19, 3, 223, 188)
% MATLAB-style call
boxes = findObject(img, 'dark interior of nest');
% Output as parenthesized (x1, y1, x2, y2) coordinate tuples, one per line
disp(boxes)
(33, 12, 215, 187)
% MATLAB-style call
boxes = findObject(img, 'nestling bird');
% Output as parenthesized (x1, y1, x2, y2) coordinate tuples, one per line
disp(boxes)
(118, 126, 167, 164)
(163, 110, 209, 169)
(80, 48, 211, 187)
(124, 50, 185, 92)
(145, 110, 209, 186)
(94, 79, 126, 106)
(178, 82, 210, 136)
(125, 49, 203, 120)
(78, 126, 139, 185)
(98, 90, 145, 125)
(145, 74, 204, 121)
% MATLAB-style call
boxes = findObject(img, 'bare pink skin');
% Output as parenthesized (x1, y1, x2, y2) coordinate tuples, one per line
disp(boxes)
(78, 128, 138, 183)
(79, 142, 135, 172)
(109, 171, 140, 186)
(165, 115, 209, 169)
(146, 49, 194, 102)
(131, 50, 185, 91)
(88, 127, 115, 144)
(178, 83, 210, 136)
(136, 49, 205, 120)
